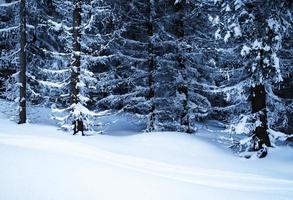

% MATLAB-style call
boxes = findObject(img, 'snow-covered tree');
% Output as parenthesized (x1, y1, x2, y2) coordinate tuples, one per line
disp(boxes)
(1, 1, 56, 123)
(96, 0, 214, 132)
(36, 0, 115, 131)
(0, 0, 41, 123)
(148, 0, 213, 132)
(174, 0, 215, 133)
(0, 0, 19, 102)
(215, 0, 293, 155)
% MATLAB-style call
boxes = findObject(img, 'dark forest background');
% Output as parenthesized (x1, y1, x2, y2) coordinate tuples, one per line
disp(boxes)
(0, 0, 292, 154)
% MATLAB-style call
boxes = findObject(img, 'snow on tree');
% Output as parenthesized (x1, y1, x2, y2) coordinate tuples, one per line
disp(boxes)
(93, 0, 213, 132)
(174, 0, 216, 133)
(0, 0, 291, 150)
(215, 0, 293, 156)
(34, 0, 115, 132)
(136, 0, 212, 132)
(0, 0, 19, 103)
(0, 0, 41, 123)
(90, 0, 159, 130)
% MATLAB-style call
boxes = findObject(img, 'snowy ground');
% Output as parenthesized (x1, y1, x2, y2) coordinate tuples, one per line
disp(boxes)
(0, 101, 293, 200)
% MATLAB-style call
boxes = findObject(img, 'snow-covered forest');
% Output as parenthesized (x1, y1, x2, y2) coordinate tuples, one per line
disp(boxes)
(0, 0, 293, 199)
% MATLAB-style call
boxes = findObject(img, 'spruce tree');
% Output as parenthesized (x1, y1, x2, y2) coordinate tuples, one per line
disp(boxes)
(216, 0, 293, 155)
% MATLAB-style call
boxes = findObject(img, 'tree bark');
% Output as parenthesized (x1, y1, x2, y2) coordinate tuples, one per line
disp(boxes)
(251, 84, 271, 148)
(175, 1, 191, 133)
(146, 0, 155, 132)
(251, 50, 271, 148)
(46, 0, 54, 16)
(19, 0, 27, 124)
(71, 0, 81, 105)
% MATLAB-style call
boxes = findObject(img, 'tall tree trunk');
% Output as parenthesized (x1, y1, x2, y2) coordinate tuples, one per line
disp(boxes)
(251, 50, 271, 148)
(146, 0, 155, 132)
(71, 0, 81, 105)
(175, 1, 191, 133)
(46, 0, 54, 16)
(19, 0, 27, 124)
(251, 84, 271, 148)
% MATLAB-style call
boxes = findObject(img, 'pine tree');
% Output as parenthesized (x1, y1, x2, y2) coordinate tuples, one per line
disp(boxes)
(104, 0, 213, 132)
(174, 0, 191, 133)
(95, 0, 161, 130)
(0, 0, 19, 102)
(38, 0, 116, 131)
(1, 0, 54, 121)
(215, 0, 293, 155)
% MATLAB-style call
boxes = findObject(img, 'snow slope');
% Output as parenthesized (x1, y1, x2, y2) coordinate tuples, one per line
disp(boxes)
(0, 110, 293, 200)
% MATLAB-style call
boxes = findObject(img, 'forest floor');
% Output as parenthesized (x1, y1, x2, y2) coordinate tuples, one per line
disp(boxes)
(0, 100, 293, 200)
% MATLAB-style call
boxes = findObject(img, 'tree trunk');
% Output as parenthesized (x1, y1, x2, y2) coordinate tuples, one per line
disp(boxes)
(251, 49, 271, 148)
(71, 0, 82, 131)
(175, 1, 191, 133)
(71, 0, 81, 105)
(146, 0, 155, 132)
(251, 84, 271, 148)
(46, 0, 54, 16)
(19, 0, 27, 124)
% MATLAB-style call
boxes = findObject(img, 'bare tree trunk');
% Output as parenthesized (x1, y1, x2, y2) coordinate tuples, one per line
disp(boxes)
(251, 49, 271, 148)
(71, 0, 83, 134)
(71, 0, 81, 105)
(175, 1, 191, 133)
(46, 0, 54, 16)
(19, 0, 27, 124)
(146, 0, 155, 132)
(251, 84, 271, 148)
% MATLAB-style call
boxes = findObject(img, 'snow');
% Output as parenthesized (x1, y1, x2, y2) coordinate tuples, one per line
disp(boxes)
(224, 31, 231, 43)
(38, 80, 66, 88)
(269, 129, 289, 142)
(48, 19, 63, 31)
(215, 28, 221, 39)
(267, 18, 280, 32)
(264, 45, 271, 51)
(234, 0, 244, 10)
(240, 45, 250, 56)
(233, 25, 242, 37)
(272, 52, 283, 82)
(0, 101, 293, 200)
(208, 15, 219, 26)
(0, 26, 19, 33)
(0, 1, 19, 7)
(174, 0, 182, 5)
(252, 39, 262, 50)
